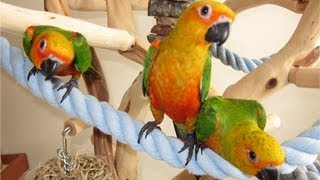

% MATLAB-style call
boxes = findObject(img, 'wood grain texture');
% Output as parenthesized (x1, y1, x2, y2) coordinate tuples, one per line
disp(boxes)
(223, 0, 320, 100)
(0, 1, 135, 51)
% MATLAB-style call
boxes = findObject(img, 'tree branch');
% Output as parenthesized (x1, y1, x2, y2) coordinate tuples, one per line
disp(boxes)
(0, 2, 135, 51)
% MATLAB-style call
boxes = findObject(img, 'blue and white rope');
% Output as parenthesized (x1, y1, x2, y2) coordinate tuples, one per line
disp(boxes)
(0, 36, 319, 179)
(210, 44, 269, 73)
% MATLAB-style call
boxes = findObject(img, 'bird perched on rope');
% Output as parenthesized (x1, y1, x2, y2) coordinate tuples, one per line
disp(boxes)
(23, 25, 95, 103)
(195, 96, 285, 177)
(138, 0, 235, 165)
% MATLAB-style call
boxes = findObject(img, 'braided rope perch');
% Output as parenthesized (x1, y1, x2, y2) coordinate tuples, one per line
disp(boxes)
(1, 36, 319, 179)
(210, 44, 269, 73)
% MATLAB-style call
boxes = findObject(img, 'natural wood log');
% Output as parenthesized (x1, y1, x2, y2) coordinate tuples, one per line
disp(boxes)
(0, 2, 135, 51)
(289, 67, 320, 88)
(67, 0, 148, 11)
(224, 0, 309, 14)
(116, 73, 150, 180)
(64, 118, 91, 136)
(223, 0, 320, 100)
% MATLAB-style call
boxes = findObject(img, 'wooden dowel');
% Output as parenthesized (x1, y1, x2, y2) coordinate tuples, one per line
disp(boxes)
(0, 2, 135, 51)
(64, 118, 91, 136)
(289, 67, 320, 88)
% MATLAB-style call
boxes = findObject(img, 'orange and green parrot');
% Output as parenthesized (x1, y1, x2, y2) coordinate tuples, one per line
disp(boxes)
(138, 0, 235, 165)
(195, 96, 285, 177)
(23, 25, 93, 103)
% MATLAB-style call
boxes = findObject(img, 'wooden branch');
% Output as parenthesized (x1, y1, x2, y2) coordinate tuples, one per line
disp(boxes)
(224, 0, 309, 14)
(289, 67, 320, 88)
(223, 0, 320, 100)
(120, 37, 149, 65)
(103, 0, 148, 178)
(64, 118, 91, 136)
(105, 0, 136, 34)
(67, 0, 148, 11)
(0, 2, 135, 51)
(45, 0, 71, 15)
(115, 73, 150, 180)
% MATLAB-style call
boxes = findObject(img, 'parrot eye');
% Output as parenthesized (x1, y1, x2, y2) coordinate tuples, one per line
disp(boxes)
(198, 5, 212, 19)
(39, 39, 47, 52)
(247, 150, 259, 164)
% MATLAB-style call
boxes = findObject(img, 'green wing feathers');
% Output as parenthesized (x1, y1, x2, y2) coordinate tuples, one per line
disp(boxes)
(70, 33, 92, 73)
(255, 103, 267, 130)
(200, 52, 212, 103)
(195, 97, 218, 142)
(22, 30, 33, 59)
(142, 45, 157, 96)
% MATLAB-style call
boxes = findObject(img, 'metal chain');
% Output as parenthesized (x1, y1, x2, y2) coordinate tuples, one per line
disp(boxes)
(57, 127, 73, 174)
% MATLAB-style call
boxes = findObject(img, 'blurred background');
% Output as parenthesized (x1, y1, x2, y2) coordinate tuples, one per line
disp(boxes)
(1, 0, 319, 179)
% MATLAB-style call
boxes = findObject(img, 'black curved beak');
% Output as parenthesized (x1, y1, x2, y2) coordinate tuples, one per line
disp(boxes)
(40, 59, 60, 80)
(256, 168, 279, 180)
(205, 22, 230, 46)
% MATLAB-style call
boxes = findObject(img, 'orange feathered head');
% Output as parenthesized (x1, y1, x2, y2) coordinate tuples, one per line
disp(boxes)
(173, 0, 235, 46)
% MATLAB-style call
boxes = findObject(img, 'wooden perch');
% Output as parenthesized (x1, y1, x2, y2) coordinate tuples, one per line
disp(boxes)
(0, 2, 135, 51)
(64, 118, 91, 136)
(223, 0, 320, 100)
(67, 0, 148, 11)
(289, 67, 320, 88)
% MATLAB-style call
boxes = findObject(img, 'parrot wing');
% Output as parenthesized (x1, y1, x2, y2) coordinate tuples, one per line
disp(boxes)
(195, 97, 218, 142)
(254, 102, 267, 130)
(200, 51, 212, 103)
(70, 32, 92, 73)
(142, 39, 160, 96)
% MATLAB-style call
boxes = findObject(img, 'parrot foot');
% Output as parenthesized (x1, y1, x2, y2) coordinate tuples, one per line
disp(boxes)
(195, 142, 208, 161)
(27, 66, 39, 81)
(138, 120, 162, 143)
(57, 78, 78, 103)
(178, 133, 196, 166)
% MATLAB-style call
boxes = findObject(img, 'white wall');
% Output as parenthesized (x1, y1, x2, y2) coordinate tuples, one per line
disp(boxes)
(1, 0, 319, 179)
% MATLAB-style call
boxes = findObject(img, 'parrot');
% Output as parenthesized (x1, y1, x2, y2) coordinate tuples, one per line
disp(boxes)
(23, 25, 94, 103)
(194, 96, 285, 177)
(138, 0, 235, 165)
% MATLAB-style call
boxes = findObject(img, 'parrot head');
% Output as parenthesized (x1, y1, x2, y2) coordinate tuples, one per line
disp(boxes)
(174, 0, 235, 46)
(27, 26, 75, 80)
(227, 122, 285, 176)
